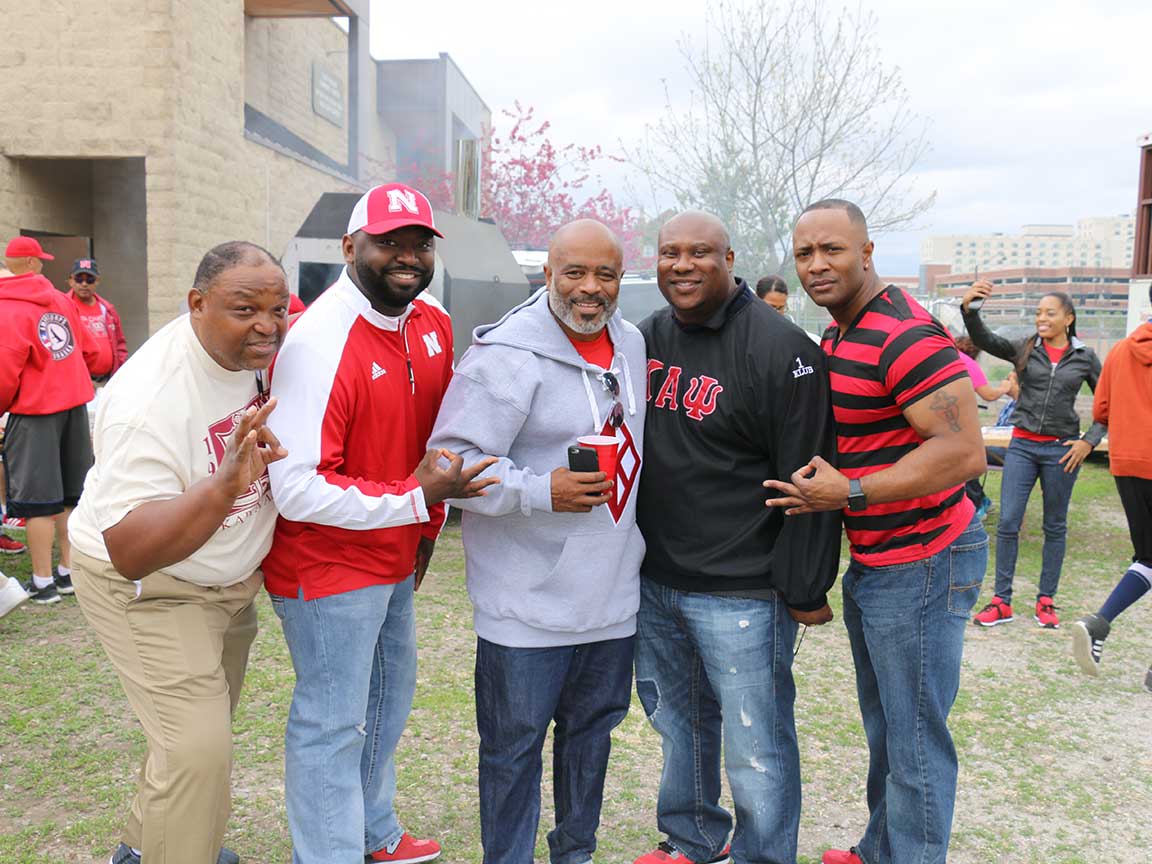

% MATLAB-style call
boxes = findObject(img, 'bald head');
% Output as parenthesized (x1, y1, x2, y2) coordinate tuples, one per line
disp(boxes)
(658, 210, 731, 251)
(544, 219, 624, 338)
(3, 256, 41, 276)
(655, 210, 737, 325)
(547, 219, 623, 271)
(799, 199, 869, 237)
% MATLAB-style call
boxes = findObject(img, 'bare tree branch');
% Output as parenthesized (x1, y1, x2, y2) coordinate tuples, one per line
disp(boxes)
(623, 0, 935, 280)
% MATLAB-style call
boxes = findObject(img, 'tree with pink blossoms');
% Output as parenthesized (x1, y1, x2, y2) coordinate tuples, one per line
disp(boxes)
(481, 103, 644, 265)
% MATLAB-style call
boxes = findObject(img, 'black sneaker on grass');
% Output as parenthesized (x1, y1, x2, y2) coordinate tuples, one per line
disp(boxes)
(54, 571, 74, 595)
(22, 580, 60, 605)
(109, 843, 240, 864)
(1071, 613, 1110, 677)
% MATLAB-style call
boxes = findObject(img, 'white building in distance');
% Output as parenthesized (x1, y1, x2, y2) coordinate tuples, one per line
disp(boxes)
(922, 215, 1135, 273)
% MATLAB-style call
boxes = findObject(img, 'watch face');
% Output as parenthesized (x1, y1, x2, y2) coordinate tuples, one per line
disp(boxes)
(848, 479, 867, 511)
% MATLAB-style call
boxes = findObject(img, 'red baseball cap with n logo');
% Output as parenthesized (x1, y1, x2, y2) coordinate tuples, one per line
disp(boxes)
(346, 183, 444, 238)
(4, 236, 54, 260)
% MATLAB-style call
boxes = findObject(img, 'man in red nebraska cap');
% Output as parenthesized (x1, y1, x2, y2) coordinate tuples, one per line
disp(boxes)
(0, 236, 97, 604)
(264, 183, 498, 864)
(66, 257, 129, 384)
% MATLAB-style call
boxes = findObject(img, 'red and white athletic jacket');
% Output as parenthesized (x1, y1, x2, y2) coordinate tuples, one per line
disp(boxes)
(263, 269, 453, 600)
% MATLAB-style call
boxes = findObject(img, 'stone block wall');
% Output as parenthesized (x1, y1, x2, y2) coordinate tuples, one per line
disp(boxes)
(244, 16, 349, 166)
(0, 1, 392, 337)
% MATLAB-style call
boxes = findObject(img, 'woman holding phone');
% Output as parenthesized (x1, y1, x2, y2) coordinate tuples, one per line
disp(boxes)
(962, 280, 1105, 629)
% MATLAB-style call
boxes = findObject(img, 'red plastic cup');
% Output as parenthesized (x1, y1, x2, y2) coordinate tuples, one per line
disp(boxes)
(577, 434, 619, 480)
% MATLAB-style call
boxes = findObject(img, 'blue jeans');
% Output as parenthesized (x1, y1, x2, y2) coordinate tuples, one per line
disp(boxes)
(271, 579, 418, 864)
(995, 437, 1080, 604)
(842, 515, 987, 864)
(635, 577, 800, 864)
(475, 636, 634, 864)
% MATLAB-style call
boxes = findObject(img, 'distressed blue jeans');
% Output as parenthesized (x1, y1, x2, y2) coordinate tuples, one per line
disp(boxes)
(994, 437, 1080, 604)
(271, 578, 417, 864)
(842, 515, 987, 864)
(635, 577, 800, 864)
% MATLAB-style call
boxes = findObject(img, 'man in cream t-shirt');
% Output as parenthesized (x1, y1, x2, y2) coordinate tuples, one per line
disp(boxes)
(69, 241, 289, 864)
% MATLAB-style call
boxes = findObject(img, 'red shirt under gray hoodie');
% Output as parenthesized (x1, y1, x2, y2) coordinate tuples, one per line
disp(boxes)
(0, 272, 96, 415)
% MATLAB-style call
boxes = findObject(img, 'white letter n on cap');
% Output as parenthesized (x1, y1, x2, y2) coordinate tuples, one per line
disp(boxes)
(386, 189, 419, 214)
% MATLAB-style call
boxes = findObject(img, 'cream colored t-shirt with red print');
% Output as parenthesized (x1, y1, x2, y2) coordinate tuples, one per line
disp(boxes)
(69, 315, 277, 587)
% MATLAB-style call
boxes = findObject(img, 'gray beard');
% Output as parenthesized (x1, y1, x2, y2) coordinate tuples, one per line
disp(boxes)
(547, 280, 616, 335)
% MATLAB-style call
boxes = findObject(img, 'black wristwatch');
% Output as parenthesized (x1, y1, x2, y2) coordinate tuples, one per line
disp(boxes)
(847, 477, 868, 512)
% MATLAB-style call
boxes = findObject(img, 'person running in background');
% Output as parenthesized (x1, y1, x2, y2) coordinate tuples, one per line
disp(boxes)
(962, 282, 1103, 630)
(1072, 292, 1152, 692)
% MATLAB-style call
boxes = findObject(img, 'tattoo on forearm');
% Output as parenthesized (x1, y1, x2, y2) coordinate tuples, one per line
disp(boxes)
(930, 390, 962, 433)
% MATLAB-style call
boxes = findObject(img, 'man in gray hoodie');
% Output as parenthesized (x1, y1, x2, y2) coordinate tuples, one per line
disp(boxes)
(429, 219, 645, 864)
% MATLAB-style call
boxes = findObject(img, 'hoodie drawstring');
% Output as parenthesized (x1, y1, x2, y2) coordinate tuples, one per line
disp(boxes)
(581, 370, 602, 432)
(616, 352, 637, 416)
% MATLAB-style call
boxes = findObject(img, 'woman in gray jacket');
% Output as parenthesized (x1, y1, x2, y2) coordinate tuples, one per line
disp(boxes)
(961, 281, 1104, 630)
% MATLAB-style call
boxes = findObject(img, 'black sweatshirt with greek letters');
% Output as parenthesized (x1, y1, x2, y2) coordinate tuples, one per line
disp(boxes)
(637, 282, 841, 611)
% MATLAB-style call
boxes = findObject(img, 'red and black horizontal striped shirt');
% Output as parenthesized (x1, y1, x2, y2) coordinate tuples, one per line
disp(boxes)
(822, 285, 974, 566)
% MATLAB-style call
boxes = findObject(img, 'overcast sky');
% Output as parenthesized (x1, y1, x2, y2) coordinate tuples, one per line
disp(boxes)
(369, 0, 1152, 275)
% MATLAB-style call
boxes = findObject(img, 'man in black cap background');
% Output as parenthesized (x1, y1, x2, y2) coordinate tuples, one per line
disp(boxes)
(66, 257, 128, 384)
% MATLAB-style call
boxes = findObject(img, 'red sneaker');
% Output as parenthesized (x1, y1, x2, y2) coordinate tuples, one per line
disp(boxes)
(822, 851, 864, 864)
(366, 833, 441, 864)
(973, 597, 1013, 627)
(0, 533, 27, 555)
(1034, 595, 1060, 629)
(2, 517, 25, 530)
(633, 842, 731, 864)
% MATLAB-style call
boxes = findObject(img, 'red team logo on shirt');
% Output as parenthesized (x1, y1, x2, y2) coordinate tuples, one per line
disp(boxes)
(203, 393, 272, 527)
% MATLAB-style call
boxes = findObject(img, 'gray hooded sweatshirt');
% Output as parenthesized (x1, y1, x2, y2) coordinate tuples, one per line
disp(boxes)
(428, 288, 646, 647)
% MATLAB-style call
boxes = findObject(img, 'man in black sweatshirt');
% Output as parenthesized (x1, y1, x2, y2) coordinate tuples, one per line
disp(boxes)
(632, 211, 841, 864)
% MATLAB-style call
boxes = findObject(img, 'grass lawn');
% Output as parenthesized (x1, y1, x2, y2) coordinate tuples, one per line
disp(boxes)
(1, 459, 1149, 863)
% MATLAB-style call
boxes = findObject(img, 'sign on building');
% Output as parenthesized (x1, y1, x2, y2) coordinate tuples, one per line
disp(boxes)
(311, 62, 344, 128)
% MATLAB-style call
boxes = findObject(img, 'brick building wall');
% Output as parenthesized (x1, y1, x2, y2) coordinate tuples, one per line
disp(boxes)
(245, 17, 349, 166)
(0, 0, 391, 341)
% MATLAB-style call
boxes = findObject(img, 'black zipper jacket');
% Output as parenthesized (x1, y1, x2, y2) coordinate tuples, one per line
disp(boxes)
(636, 281, 841, 611)
(963, 307, 1105, 445)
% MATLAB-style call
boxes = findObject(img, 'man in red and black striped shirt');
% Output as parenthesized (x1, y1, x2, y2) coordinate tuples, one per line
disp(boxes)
(765, 199, 987, 864)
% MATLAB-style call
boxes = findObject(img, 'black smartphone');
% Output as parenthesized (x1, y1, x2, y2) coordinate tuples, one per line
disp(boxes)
(567, 445, 600, 472)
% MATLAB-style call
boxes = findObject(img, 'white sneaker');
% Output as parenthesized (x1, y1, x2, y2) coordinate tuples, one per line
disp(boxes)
(0, 575, 30, 619)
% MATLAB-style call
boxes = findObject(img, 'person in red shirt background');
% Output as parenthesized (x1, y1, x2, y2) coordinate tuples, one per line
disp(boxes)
(66, 257, 128, 383)
(962, 282, 1104, 629)
(0, 236, 97, 605)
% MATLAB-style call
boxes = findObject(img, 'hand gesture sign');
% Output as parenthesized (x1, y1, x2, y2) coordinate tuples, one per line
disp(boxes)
(216, 397, 287, 500)
(414, 449, 500, 506)
(763, 456, 849, 515)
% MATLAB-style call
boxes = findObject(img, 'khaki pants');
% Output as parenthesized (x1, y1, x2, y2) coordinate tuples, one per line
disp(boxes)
(72, 550, 261, 864)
